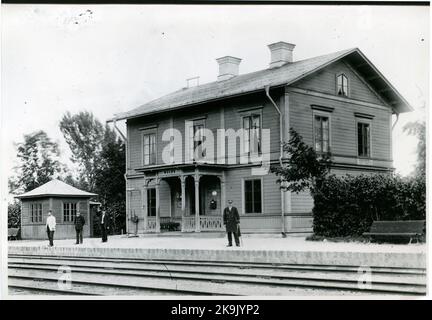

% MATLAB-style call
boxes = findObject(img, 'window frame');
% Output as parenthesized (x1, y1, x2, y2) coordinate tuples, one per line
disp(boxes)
(242, 177, 264, 215)
(186, 117, 207, 161)
(312, 109, 332, 154)
(30, 202, 43, 224)
(62, 201, 78, 223)
(141, 128, 157, 166)
(336, 73, 349, 97)
(238, 108, 263, 158)
(147, 188, 157, 217)
(356, 118, 373, 158)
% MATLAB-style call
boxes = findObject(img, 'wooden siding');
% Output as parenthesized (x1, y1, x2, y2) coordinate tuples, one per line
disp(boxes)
(21, 197, 90, 240)
(288, 91, 392, 162)
(294, 60, 385, 105)
(291, 191, 314, 214)
(127, 92, 283, 173)
(224, 167, 281, 215)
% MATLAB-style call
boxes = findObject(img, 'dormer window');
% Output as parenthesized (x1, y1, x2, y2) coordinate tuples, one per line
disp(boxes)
(336, 73, 348, 96)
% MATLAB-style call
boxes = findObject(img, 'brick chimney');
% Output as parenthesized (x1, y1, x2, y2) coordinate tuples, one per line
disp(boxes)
(268, 41, 296, 68)
(216, 56, 241, 81)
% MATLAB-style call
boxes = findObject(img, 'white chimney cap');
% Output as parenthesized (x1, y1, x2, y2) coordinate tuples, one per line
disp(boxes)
(216, 56, 242, 81)
(268, 41, 296, 68)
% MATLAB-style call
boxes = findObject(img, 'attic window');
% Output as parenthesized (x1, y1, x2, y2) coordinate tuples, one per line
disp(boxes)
(336, 74, 348, 97)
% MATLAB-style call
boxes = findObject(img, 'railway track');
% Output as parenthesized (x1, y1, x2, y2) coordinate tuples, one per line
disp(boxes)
(8, 254, 427, 296)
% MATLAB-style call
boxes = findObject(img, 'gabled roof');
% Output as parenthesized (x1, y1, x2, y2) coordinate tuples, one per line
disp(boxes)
(15, 179, 97, 199)
(112, 48, 412, 121)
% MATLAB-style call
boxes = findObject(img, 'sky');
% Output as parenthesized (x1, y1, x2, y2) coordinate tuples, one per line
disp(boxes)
(1, 4, 429, 197)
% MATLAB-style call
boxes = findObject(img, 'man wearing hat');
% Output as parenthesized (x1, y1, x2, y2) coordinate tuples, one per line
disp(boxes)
(99, 209, 110, 243)
(74, 211, 86, 244)
(223, 200, 240, 247)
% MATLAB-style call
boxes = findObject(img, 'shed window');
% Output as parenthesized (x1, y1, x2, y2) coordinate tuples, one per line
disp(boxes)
(314, 115, 330, 153)
(143, 133, 156, 165)
(244, 179, 262, 214)
(30, 203, 42, 223)
(358, 122, 371, 157)
(63, 202, 77, 222)
(337, 74, 348, 96)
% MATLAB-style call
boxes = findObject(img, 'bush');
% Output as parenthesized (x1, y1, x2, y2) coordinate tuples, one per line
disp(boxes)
(8, 201, 21, 228)
(312, 173, 426, 237)
(161, 221, 180, 232)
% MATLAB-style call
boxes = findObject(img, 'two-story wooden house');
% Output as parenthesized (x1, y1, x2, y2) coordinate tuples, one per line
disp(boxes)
(110, 41, 412, 235)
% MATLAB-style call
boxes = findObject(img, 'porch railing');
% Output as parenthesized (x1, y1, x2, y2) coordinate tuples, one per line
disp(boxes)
(182, 216, 195, 232)
(200, 216, 224, 231)
(181, 216, 224, 232)
(147, 217, 157, 232)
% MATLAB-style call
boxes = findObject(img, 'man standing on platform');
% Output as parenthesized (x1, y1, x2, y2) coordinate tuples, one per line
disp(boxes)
(223, 200, 240, 247)
(46, 210, 56, 247)
(74, 211, 85, 244)
(99, 209, 110, 243)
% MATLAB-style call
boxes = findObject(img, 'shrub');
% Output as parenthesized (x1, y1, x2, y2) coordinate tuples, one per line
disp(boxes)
(312, 173, 426, 237)
(160, 221, 180, 232)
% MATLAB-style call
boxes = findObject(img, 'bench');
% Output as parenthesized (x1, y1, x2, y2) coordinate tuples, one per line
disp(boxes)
(363, 220, 425, 243)
(8, 227, 20, 241)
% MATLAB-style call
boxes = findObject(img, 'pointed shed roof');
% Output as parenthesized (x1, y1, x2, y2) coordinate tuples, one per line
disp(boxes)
(111, 47, 412, 122)
(15, 179, 97, 199)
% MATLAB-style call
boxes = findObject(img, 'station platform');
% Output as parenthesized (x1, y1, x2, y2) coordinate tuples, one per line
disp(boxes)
(8, 234, 426, 269)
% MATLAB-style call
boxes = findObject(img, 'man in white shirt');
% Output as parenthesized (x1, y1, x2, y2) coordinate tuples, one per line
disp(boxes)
(46, 210, 56, 247)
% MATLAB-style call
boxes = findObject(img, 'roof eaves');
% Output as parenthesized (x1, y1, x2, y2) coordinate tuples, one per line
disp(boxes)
(15, 193, 97, 199)
(351, 49, 414, 113)
(114, 83, 287, 122)
(286, 48, 358, 86)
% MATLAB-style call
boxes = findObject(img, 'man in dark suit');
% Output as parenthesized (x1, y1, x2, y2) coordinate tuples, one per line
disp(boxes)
(223, 200, 240, 247)
(99, 209, 110, 243)
(74, 211, 85, 244)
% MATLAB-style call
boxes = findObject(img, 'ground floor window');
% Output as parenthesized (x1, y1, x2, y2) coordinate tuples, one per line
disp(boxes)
(147, 188, 156, 216)
(30, 203, 42, 223)
(244, 179, 262, 214)
(357, 122, 371, 157)
(63, 202, 77, 222)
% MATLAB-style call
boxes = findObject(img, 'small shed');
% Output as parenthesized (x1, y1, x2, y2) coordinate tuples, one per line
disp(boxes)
(15, 179, 97, 240)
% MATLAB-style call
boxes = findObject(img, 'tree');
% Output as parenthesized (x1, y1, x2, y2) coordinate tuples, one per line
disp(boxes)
(60, 111, 126, 234)
(8, 201, 21, 228)
(10, 130, 63, 193)
(403, 120, 425, 176)
(59, 111, 105, 191)
(271, 128, 332, 194)
(94, 128, 126, 234)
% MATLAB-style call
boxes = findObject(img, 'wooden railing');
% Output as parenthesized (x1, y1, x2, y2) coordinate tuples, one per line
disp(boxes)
(199, 216, 224, 231)
(182, 216, 195, 232)
(181, 215, 224, 232)
(147, 217, 157, 232)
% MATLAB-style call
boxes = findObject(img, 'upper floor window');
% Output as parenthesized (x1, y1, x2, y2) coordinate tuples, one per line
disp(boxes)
(244, 179, 262, 214)
(357, 122, 371, 157)
(314, 114, 330, 153)
(188, 119, 206, 161)
(63, 202, 77, 222)
(337, 74, 348, 97)
(30, 203, 42, 223)
(242, 114, 262, 155)
(143, 133, 156, 165)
